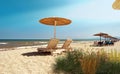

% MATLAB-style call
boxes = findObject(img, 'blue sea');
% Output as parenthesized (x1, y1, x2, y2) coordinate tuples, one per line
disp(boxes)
(0, 39, 98, 48)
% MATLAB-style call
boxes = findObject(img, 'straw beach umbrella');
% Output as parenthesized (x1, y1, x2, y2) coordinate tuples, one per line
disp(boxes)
(102, 35, 112, 41)
(102, 35, 118, 41)
(107, 36, 117, 39)
(94, 32, 108, 42)
(39, 17, 71, 38)
(112, 0, 120, 10)
(109, 36, 118, 41)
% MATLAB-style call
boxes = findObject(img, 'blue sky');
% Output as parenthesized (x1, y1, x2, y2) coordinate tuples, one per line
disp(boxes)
(0, 0, 120, 39)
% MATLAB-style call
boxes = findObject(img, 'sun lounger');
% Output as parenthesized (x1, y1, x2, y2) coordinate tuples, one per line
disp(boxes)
(52, 39, 73, 55)
(61, 39, 72, 51)
(57, 39, 73, 51)
(37, 38, 59, 54)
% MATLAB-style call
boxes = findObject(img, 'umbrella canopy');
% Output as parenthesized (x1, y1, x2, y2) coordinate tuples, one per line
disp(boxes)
(102, 35, 118, 41)
(94, 32, 108, 42)
(112, 0, 120, 10)
(40, 17, 71, 26)
(102, 35, 112, 38)
(110, 37, 118, 40)
(39, 17, 71, 38)
(111, 37, 118, 39)
(102, 35, 112, 41)
(94, 32, 108, 36)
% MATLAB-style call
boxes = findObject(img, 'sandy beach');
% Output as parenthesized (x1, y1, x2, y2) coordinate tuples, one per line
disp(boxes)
(1, 0, 120, 73)
(0, 41, 120, 74)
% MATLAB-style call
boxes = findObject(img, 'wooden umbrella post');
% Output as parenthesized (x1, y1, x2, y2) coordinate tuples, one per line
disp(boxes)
(100, 35, 101, 42)
(54, 21, 57, 38)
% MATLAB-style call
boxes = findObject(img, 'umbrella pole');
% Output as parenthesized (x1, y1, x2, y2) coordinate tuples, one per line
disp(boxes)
(100, 35, 101, 42)
(100, 36, 101, 46)
(54, 21, 57, 38)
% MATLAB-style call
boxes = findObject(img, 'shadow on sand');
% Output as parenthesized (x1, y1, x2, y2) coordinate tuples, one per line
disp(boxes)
(21, 52, 51, 56)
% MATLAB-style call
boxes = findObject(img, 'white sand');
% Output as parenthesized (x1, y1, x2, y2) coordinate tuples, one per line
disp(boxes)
(0, 47, 55, 74)
(0, 41, 120, 74)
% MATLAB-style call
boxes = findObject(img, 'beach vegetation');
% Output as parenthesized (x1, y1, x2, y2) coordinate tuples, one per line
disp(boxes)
(52, 50, 83, 74)
(52, 49, 120, 74)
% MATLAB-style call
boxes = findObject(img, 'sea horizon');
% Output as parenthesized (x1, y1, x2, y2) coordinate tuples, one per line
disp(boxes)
(0, 38, 99, 48)
(0, 38, 100, 41)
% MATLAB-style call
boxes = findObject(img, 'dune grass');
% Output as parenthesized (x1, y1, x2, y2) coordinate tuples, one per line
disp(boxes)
(53, 48, 120, 74)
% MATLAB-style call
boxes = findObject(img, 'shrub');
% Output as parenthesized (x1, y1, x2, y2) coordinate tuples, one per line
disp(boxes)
(53, 50, 83, 74)
(96, 49, 120, 74)
(80, 51, 100, 74)
(52, 49, 120, 74)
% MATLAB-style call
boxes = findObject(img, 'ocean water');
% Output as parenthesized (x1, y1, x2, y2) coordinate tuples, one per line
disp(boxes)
(0, 39, 97, 48)
(0, 39, 48, 48)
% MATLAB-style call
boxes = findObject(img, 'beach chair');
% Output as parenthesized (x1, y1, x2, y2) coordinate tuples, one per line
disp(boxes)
(61, 39, 73, 51)
(37, 38, 59, 54)
(52, 39, 73, 55)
